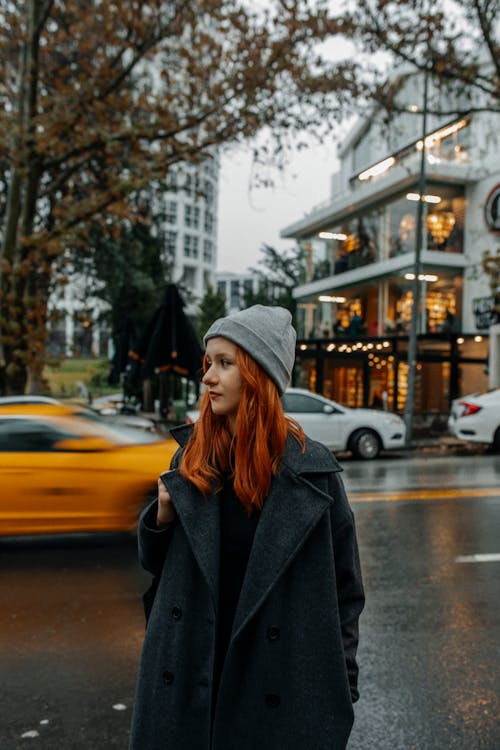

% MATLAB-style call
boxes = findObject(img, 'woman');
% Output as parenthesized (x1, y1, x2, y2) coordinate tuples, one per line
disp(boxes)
(130, 305, 364, 750)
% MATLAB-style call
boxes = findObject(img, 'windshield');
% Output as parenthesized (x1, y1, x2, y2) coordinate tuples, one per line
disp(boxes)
(75, 411, 164, 444)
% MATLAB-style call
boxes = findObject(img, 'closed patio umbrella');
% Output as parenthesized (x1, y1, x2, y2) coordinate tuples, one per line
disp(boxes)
(128, 284, 203, 413)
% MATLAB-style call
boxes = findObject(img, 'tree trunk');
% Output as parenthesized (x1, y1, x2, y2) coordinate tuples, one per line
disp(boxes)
(0, 0, 45, 395)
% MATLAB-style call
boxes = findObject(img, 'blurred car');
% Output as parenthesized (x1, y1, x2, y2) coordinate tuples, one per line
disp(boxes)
(0, 395, 61, 405)
(0, 402, 177, 537)
(0, 394, 158, 433)
(448, 388, 500, 451)
(187, 387, 406, 460)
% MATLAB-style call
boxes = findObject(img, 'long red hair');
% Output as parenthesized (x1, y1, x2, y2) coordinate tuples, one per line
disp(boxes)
(180, 345, 305, 512)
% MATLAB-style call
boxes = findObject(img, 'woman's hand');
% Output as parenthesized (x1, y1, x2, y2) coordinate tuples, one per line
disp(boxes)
(157, 478, 177, 528)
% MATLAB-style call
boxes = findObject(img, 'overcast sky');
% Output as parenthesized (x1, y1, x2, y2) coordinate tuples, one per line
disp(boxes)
(214, 21, 363, 275)
(216, 139, 339, 273)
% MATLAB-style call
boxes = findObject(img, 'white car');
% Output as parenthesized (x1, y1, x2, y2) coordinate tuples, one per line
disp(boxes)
(187, 387, 406, 460)
(448, 388, 500, 451)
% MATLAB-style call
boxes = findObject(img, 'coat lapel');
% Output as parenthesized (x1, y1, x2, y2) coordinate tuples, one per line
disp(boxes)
(161, 424, 220, 610)
(231, 436, 342, 641)
(165, 425, 343, 634)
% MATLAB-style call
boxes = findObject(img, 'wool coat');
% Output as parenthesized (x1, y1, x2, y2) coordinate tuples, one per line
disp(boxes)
(130, 424, 365, 750)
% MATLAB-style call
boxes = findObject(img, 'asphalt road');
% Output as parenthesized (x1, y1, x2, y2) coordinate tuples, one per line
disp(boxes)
(343, 453, 500, 750)
(1, 452, 499, 749)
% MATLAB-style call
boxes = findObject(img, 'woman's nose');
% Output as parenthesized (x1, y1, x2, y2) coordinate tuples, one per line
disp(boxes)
(202, 366, 216, 385)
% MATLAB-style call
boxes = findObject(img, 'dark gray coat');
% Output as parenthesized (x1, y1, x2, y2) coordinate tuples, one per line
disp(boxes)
(130, 424, 364, 750)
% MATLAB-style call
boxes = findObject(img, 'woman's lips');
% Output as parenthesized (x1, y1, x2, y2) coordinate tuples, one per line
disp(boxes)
(208, 391, 220, 399)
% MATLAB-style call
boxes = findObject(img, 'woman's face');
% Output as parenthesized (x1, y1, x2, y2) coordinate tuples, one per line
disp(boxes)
(203, 337, 243, 430)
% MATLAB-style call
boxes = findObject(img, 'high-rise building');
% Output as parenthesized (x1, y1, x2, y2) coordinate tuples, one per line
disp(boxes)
(162, 154, 220, 314)
(48, 153, 220, 356)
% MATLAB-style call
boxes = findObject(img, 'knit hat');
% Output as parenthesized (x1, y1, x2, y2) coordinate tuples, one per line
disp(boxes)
(203, 305, 296, 395)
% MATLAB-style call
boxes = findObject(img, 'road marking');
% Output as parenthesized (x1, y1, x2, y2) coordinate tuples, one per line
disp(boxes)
(350, 487, 500, 503)
(455, 553, 500, 563)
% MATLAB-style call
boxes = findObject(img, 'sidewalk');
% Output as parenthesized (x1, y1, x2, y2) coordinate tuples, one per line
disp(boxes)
(402, 434, 485, 456)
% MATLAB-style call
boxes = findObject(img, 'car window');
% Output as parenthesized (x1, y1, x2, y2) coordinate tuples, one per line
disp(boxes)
(0, 418, 78, 452)
(74, 411, 163, 444)
(282, 394, 331, 414)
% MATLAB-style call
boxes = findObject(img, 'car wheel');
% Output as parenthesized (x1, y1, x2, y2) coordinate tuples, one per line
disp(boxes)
(491, 426, 500, 454)
(350, 429, 381, 460)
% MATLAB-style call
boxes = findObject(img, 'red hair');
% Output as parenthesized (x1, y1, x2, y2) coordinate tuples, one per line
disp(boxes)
(180, 345, 305, 513)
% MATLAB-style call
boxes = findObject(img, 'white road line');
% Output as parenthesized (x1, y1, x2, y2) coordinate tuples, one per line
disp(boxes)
(455, 553, 500, 563)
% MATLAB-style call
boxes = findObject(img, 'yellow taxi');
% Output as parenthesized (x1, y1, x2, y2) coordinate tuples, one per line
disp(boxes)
(0, 401, 177, 536)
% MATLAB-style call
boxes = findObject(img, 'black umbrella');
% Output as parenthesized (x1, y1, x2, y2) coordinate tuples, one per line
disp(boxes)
(129, 284, 203, 379)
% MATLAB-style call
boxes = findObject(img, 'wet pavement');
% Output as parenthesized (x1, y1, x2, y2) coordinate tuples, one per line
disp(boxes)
(341, 449, 500, 494)
(349, 499, 499, 749)
(0, 534, 148, 749)
(1, 452, 499, 749)
(340, 451, 500, 749)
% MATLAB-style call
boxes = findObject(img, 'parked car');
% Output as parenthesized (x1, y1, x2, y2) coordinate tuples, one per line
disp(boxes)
(448, 388, 500, 452)
(0, 402, 177, 537)
(187, 387, 406, 460)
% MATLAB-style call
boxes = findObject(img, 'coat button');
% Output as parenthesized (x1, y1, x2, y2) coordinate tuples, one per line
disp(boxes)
(267, 626, 280, 641)
(162, 670, 174, 685)
(172, 606, 182, 620)
(265, 693, 281, 708)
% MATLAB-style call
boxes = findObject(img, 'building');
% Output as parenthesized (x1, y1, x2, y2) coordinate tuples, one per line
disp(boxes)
(47, 154, 220, 357)
(281, 71, 499, 416)
(215, 271, 262, 314)
(162, 155, 220, 314)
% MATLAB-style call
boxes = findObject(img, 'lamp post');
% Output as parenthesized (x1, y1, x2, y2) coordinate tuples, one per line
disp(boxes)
(403, 68, 429, 445)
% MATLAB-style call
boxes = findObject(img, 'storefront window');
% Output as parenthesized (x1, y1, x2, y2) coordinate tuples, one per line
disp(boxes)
(424, 184, 465, 253)
(368, 355, 394, 410)
(420, 362, 451, 413)
(320, 212, 382, 278)
(314, 184, 465, 281)
(389, 273, 461, 334)
(324, 360, 364, 407)
(294, 358, 317, 392)
(397, 360, 409, 412)
(458, 363, 488, 397)
(387, 196, 417, 257)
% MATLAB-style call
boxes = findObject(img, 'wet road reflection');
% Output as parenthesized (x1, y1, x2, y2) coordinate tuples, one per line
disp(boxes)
(1, 454, 499, 749)
(341, 451, 500, 493)
(348, 456, 499, 750)
(0, 535, 150, 749)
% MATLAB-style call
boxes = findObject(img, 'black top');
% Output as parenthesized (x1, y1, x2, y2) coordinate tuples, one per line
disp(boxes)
(212, 478, 261, 711)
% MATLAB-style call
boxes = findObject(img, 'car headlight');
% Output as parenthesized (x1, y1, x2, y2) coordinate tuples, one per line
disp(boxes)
(383, 415, 405, 427)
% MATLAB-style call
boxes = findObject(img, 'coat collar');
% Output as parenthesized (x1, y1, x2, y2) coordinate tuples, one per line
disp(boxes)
(169, 422, 343, 475)
(166, 422, 343, 635)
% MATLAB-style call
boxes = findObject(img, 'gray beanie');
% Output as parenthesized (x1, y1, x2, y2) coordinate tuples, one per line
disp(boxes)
(203, 305, 296, 395)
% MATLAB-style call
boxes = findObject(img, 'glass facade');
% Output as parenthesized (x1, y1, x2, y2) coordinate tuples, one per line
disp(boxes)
(309, 183, 465, 282)
(293, 335, 488, 417)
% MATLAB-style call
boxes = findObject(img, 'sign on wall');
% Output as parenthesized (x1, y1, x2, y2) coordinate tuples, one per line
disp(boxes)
(485, 184, 500, 233)
(473, 296, 499, 330)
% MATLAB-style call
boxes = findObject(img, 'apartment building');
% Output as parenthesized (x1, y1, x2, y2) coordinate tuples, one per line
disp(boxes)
(215, 271, 262, 315)
(163, 155, 220, 314)
(48, 154, 220, 357)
